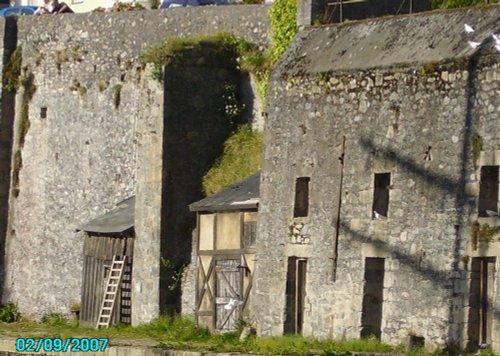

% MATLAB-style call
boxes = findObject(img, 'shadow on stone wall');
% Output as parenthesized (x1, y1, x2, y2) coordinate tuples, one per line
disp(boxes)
(355, 45, 491, 348)
(159, 62, 241, 313)
(0, 18, 18, 302)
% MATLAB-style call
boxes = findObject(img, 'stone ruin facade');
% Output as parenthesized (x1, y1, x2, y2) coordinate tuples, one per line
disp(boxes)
(251, 6, 500, 352)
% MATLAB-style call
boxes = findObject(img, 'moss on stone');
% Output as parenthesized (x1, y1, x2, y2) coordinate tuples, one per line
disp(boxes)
(471, 133, 483, 168)
(113, 84, 122, 109)
(19, 73, 36, 148)
(3, 46, 22, 93)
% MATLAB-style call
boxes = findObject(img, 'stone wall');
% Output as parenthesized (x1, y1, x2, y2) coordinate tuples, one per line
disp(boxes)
(253, 6, 499, 351)
(2, 6, 270, 318)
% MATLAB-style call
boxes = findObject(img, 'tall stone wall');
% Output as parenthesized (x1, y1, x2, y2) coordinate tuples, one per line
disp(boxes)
(2, 6, 269, 318)
(254, 36, 498, 352)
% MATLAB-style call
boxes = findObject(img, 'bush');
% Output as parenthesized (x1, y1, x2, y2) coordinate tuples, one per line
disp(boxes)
(0, 303, 19, 323)
(41, 313, 68, 326)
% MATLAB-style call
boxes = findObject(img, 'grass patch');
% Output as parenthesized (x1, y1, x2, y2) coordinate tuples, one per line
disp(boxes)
(202, 124, 263, 196)
(0, 316, 395, 354)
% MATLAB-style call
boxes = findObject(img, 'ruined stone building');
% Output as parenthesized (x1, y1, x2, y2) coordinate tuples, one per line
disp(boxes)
(251, 5, 500, 352)
(0, 8, 269, 326)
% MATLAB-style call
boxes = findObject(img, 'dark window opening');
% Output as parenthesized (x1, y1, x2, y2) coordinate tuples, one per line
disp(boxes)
(372, 173, 390, 219)
(284, 257, 307, 334)
(40, 107, 47, 119)
(468, 257, 495, 350)
(243, 221, 257, 248)
(478, 166, 498, 217)
(294, 177, 310, 218)
(361, 257, 385, 339)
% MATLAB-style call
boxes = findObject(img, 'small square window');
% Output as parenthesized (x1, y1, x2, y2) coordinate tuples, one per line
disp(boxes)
(372, 173, 390, 219)
(293, 177, 310, 218)
(478, 166, 499, 217)
(40, 107, 47, 119)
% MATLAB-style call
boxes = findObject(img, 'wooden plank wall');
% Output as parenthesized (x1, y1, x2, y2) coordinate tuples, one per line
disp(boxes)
(80, 234, 134, 327)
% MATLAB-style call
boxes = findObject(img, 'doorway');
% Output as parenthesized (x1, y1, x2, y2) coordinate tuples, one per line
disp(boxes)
(361, 257, 385, 339)
(215, 259, 241, 331)
(284, 257, 307, 334)
(469, 257, 496, 347)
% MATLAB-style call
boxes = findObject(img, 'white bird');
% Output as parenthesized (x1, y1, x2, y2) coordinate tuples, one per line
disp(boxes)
(495, 44, 500, 53)
(373, 211, 386, 219)
(464, 24, 475, 33)
(469, 41, 481, 49)
(486, 210, 499, 217)
(223, 298, 242, 310)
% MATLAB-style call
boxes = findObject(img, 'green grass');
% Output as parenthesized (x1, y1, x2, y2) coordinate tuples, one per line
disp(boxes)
(0, 315, 396, 354)
(202, 124, 263, 196)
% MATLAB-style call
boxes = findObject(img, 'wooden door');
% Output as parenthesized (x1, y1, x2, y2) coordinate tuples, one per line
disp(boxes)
(215, 259, 241, 331)
(469, 257, 496, 347)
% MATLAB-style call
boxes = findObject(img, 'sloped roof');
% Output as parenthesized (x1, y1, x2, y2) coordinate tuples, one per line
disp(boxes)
(190, 172, 260, 212)
(77, 196, 135, 234)
(277, 6, 499, 76)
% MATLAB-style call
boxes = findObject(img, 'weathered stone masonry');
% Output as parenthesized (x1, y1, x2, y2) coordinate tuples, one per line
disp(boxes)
(0, 6, 269, 323)
(253, 7, 499, 351)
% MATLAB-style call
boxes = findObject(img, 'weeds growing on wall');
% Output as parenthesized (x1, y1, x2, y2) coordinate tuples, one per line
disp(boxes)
(160, 257, 186, 292)
(431, 0, 497, 8)
(471, 221, 500, 249)
(19, 73, 37, 148)
(471, 133, 483, 168)
(3, 46, 22, 93)
(140, 32, 269, 82)
(112, 84, 122, 109)
(93, 2, 145, 12)
(202, 125, 263, 195)
(0, 303, 19, 323)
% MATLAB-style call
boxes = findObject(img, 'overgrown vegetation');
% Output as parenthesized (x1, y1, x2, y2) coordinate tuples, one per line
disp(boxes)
(471, 221, 500, 249)
(19, 72, 37, 148)
(471, 133, 483, 168)
(160, 258, 186, 292)
(269, 0, 298, 62)
(202, 125, 263, 195)
(141, 32, 268, 81)
(112, 84, 122, 109)
(12, 150, 22, 197)
(0, 303, 19, 323)
(93, 2, 145, 12)
(3, 46, 22, 93)
(431, 0, 497, 8)
(0, 315, 393, 354)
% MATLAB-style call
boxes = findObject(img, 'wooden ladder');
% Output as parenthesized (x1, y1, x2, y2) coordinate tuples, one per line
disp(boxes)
(96, 255, 127, 329)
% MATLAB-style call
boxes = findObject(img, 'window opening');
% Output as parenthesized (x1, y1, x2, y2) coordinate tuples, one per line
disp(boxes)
(294, 177, 310, 218)
(372, 173, 390, 219)
(478, 166, 498, 217)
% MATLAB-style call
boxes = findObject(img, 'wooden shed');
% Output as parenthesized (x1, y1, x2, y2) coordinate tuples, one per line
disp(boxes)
(189, 172, 260, 332)
(76, 196, 135, 327)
